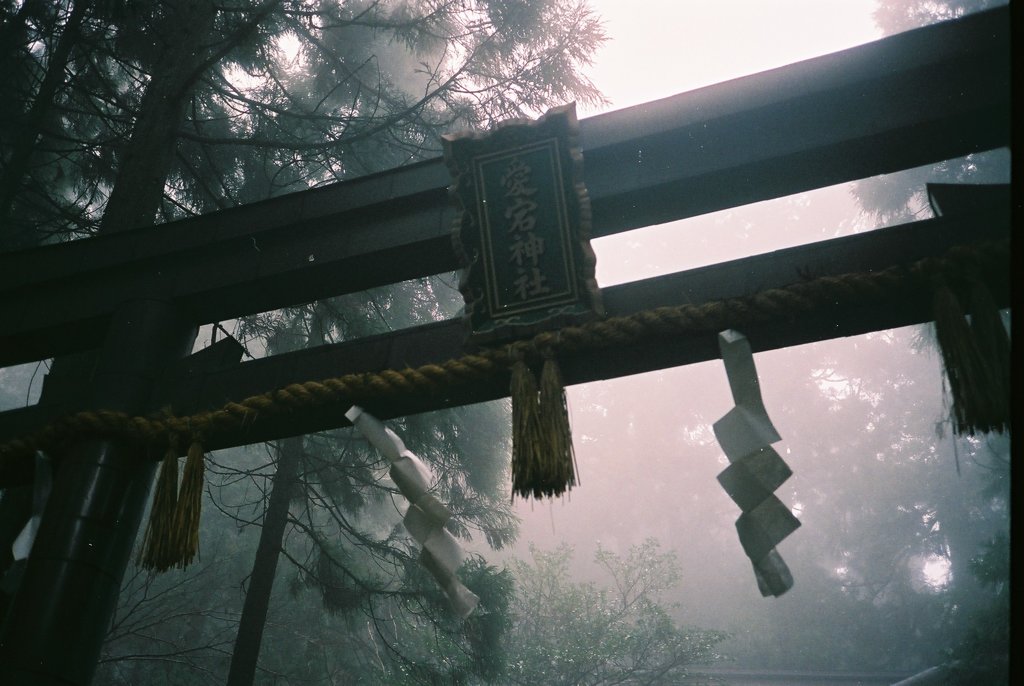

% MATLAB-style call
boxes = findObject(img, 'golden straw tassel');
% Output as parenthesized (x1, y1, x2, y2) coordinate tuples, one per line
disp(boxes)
(171, 440, 205, 568)
(538, 351, 578, 498)
(967, 282, 1010, 433)
(139, 441, 180, 571)
(932, 285, 986, 435)
(510, 352, 542, 500)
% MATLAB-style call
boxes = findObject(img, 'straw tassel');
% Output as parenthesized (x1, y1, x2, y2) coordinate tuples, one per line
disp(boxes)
(967, 282, 1010, 433)
(171, 440, 205, 568)
(933, 285, 981, 434)
(139, 442, 180, 571)
(510, 352, 543, 500)
(932, 284, 1007, 436)
(538, 351, 578, 497)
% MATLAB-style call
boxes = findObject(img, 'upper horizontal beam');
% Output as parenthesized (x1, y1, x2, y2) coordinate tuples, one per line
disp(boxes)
(0, 6, 1010, 367)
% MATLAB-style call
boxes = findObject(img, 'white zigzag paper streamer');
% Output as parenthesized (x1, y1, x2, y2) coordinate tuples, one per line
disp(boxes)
(712, 330, 800, 597)
(345, 406, 480, 618)
(11, 451, 52, 561)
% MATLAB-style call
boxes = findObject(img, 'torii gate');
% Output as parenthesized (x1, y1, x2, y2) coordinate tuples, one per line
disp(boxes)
(0, 7, 1010, 685)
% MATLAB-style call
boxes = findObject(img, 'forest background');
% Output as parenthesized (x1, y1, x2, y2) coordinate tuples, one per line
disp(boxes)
(0, 0, 1010, 684)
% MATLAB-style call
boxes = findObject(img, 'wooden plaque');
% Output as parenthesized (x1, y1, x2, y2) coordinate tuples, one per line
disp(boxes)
(442, 104, 603, 345)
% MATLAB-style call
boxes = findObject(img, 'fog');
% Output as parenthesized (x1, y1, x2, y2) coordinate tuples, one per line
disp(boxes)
(491, 4, 1011, 673)
(488, 148, 1010, 675)
(0, 1, 1009, 683)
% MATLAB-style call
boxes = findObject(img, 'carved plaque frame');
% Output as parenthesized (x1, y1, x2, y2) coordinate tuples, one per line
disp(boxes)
(442, 104, 603, 345)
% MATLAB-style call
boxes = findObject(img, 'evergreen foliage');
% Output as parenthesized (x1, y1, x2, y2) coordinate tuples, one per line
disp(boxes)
(0, 0, 608, 248)
(505, 540, 728, 685)
(1, 0, 608, 682)
(0, 1, 1010, 683)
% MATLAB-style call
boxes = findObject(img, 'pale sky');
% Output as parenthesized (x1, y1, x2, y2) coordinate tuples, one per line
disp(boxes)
(580, 0, 881, 116)
(509, 0, 888, 549)
(499, 0, 1011, 611)
(570, 1, 885, 288)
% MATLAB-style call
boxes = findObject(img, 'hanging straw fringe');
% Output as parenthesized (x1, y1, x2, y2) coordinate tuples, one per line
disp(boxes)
(932, 283, 1009, 436)
(509, 350, 579, 500)
(967, 282, 1010, 433)
(538, 351, 578, 497)
(139, 439, 206, 572)
(139, 442, 179, 571)
(510, 353, 543, 500)
(171, 440, 205, 568)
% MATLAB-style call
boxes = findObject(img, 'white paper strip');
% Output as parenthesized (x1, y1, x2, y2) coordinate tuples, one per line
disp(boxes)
(712, 331, 799, 598)
(424, 528, 466, 571)
(752, 549, 794, 597)
(714, 330, 781, 459)
(345, 405, 406, 461)
(348, 406, 480, 617)
(421, 549, 480, 619)
(445, 579, 482, 619)
(11, 451, 52, 561)
(715, 405, 782, 461)
(404, 503, 439, 544)
(389, 455, 432, 499)
(719, 330, 773, 416)
(415, 493, 452, 526)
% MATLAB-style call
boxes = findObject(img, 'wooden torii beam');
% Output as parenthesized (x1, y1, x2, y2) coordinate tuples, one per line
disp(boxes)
(0, 7, 1011, 686)
(0, 5, 1010, 453)
(0, 202, 1010, 453)
(0, 7, 1008, 367)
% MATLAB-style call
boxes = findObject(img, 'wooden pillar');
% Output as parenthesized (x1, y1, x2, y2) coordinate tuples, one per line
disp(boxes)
(0, 299, 196, 685)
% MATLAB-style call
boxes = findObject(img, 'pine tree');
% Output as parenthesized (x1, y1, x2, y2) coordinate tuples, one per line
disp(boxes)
(0, 1, 609, 683)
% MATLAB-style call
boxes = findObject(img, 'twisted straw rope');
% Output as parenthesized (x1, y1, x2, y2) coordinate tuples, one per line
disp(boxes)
(0, 240, 1006, 485)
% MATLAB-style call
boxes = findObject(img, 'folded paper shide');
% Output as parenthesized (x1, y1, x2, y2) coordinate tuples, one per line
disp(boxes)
(712, 330, 800, 597)
(345, 406, 479, 618)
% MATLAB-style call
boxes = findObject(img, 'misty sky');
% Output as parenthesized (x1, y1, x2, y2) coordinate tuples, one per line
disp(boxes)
(510, 1, 885, 542)
(579, 0, 880, 117)
(493, 10, 1010, 665)
(0, 2, 1008, 681)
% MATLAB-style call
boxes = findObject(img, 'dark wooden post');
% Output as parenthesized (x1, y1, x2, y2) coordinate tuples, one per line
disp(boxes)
(226, 435, 303, 686)
(0, 299, 196, 685)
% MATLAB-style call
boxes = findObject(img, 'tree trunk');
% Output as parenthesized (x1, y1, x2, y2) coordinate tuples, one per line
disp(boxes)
(227, 436, 303, 686)
(0, 5, 215, 684)
(0, 0, 90, 244)
(99, 0, 217, 234)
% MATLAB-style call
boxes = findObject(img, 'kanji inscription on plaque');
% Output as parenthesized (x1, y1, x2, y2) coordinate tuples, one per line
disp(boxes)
(443, 104, 602, 344)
